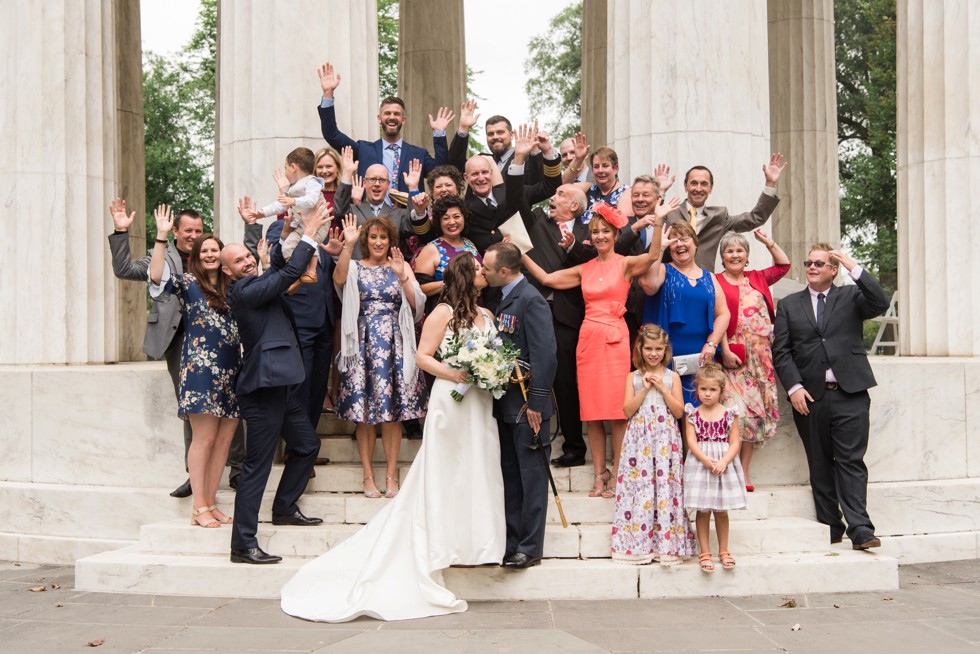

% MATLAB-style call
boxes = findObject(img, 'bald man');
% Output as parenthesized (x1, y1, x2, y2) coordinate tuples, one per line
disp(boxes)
(223, 211, 329, 565)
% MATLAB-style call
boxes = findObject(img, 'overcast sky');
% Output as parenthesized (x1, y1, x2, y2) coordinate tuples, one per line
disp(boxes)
(139, 0, 574, 133)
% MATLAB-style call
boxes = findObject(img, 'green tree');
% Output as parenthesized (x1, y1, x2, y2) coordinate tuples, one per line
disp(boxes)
(523, 2, 582, 142)
(835, 0, 897, 295)
(142, 0, 216, 248)
(378, 0, 399, 99)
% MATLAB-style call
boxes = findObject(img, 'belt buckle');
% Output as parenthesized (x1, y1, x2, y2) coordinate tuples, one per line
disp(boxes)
(826, 381, 838, 390)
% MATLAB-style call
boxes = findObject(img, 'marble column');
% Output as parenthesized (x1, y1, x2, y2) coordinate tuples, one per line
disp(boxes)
(767, 0, 840, 282)
(0, 0, 135, 364)
(398, 0, 465, 151)
(581, 0, 607, 149)
(896, 0, 980, 356)
(607, 0, 773, 268)
(215, 0, 379, 243)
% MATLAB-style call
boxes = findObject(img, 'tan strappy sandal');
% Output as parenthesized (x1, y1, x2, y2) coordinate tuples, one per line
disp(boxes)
(190, 506, 220, 528)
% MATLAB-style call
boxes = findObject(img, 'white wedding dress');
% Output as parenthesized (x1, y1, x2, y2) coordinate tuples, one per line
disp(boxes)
(281, 312, 506, 622)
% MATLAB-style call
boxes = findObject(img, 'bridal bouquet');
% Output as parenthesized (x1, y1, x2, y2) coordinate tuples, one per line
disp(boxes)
(439, 330, 521, 402)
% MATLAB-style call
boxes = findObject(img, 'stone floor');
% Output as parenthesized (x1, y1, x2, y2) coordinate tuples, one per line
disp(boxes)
(0, 560, 977, 653)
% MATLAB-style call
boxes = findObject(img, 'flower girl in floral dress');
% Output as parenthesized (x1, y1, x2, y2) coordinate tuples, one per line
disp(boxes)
(612, 325, 697, 566)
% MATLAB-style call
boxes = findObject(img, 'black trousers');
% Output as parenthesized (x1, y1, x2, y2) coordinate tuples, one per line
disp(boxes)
(497, 417, 551, 558)
(553, 319, 585, 458)
(296, 325, 334, 430)
(792, 388, 874, 543)
(165, 329, 244, 479)
(231, 385, 320, 550)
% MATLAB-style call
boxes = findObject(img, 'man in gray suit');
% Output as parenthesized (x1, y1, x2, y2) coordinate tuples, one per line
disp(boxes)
(107, 199, 254, 497)
(664, 154, 787, 271)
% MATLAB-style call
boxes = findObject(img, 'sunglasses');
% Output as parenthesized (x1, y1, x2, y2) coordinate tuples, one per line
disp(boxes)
(802, 260, 834, 269)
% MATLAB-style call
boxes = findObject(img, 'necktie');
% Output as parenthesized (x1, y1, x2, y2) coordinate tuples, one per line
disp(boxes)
(386, 143, 400, 186)
(485, 196, 496, 209)
(372, 204, 381, 216)
(640, 226, 649, 248)
(688, 206, 698, 229)
(559, 221, 570, 234)
(816, 292, 826, 329)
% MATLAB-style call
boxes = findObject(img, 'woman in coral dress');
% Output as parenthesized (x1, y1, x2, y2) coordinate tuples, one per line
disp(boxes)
(522, 202, 667, 499)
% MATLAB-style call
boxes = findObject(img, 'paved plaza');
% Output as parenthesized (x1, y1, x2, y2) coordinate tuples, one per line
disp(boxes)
(0, 559, 977, 653)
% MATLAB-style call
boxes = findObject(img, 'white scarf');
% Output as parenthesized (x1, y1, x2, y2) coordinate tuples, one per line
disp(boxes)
(338, 261, 424, 384)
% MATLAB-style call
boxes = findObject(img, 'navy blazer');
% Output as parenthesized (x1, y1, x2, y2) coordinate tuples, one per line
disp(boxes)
(318, 104, 448, 192)
(493, 277, 557, 422)
(265, 221, 335, 333)
(227, 240, 317, 396)
(772, 270, 889, 402)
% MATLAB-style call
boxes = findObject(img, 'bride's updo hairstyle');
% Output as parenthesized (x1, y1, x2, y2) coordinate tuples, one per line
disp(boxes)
(439, 252, 480, 334)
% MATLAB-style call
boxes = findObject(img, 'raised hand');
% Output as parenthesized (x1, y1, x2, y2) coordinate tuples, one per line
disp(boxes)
(403, 158, 422, 191)
(828, 249, 856, 271)
(763, 152, 788, 186)
(389, 246, 407, 279)
(256, 238, 271, 269)
(459, 99, 480, 132)
(153, 204, 174, 238)
(317, 61, 341, 98)
(341, 213, 361, 246)
(237, 195, 260, 224)
(273, 168, 289, 193)
(573, 131, 590, 162)
(350, 173, 365, 204)
(320, 226, 344, 256)
(428, 106, 455, 132)
(411, 191, 430, 216)
(277, 194, 296, 208)
(535, 127, 554, 156)
(654, 163, 675, 194)
(661, 222, 679, 251)
(339, 145, 358, 181)
(557, 229, 575, 250)
(655, 196, 682, 221)
(753, 228, 774, 248)
(302, 200, 331, 239)
(514, 123, 536, 161)
(109, 198, 136, 231)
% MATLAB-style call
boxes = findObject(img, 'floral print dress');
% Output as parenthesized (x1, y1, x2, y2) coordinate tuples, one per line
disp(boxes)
(612, 371, 697, 564)
(166, 273, 241, 419)
(723, 277, 779, 445)
(336, 262, 427, 424)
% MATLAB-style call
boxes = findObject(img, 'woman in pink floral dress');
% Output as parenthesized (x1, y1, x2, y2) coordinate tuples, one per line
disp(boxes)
(715, 230, 790, 491)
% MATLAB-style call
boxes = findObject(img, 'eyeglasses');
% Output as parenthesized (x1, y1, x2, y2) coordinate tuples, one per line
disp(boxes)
(364, 177, 390, 185)
(802, 260, 832, 269)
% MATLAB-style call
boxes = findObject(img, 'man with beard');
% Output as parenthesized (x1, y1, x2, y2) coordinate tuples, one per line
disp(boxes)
(484, 115, 545, 183)
(317, 61, 449, 191)
(222, 210, 329, 565)
(664, 154, 787, 271)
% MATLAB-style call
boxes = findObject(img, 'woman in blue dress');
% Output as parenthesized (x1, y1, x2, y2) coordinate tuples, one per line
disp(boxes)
(334, 215, 427, 499)
(149, 206, 241, 528)
(640, 220, 730, 404)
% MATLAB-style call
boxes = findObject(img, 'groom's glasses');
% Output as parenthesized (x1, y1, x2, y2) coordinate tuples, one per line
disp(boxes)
(802, 260, 832, 269)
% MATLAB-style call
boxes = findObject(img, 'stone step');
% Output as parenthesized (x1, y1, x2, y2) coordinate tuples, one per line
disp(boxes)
(226, 487, 769, 525)
(268, 462, 771, 509)
(137, 516, 825, 559)
(74, 545, 898, 600)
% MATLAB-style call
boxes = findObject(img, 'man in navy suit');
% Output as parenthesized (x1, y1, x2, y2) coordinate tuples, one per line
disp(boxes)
(773, 243, 889, 550)
(483, 242, 557, 569)
(221, 213, 328, 565)
(317, 61, 448, 191)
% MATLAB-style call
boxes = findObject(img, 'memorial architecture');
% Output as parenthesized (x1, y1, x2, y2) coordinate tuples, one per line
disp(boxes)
(0, 0, 977, 599)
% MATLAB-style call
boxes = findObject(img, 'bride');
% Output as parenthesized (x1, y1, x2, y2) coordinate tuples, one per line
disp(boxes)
(281, 252, 506, 622)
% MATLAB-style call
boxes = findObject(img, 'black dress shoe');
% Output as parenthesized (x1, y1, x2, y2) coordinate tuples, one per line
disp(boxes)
(503, 552, 541, 569)
(230, 547, 282, 564)
(853, 533, 882, 550)
(502, 552, 518, 565)
(550, 453, 586, 467)
(271, 509, 324, 526)
(831, 536, 843, 544)
(170, 479, 192, 498)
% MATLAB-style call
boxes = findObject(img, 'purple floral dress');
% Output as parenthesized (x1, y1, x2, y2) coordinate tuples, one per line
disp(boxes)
(612, 371, 697, 564)
(336, 262, 427, 424)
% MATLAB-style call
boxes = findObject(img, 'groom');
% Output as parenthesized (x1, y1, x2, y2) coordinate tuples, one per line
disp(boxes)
(482, 242, 557, 569)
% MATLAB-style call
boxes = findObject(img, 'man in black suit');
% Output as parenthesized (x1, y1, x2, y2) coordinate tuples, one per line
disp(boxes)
(772, 243, 889, 550)
(221, 213, 328, 565)
(483, 242, 557, 569)
(518, 182, 589, 467)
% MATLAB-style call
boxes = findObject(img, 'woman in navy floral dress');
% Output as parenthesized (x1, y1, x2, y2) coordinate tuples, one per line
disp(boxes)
(149, 207, 240, 529)
(334, 215, 427, 499)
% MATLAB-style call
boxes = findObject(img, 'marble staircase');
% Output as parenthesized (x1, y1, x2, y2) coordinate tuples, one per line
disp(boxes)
(74, 415, 901, 600)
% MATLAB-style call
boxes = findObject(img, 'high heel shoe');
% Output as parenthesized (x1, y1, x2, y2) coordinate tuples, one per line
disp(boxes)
(190, 506, 220, 528)
(384, 476, 399, 498)
(588, 468, 611, 498)
(208, 505, 233, 525)
(363, 476, 382, 499)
